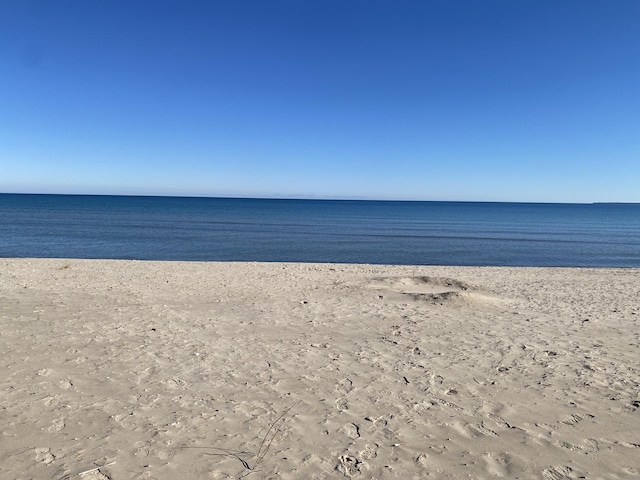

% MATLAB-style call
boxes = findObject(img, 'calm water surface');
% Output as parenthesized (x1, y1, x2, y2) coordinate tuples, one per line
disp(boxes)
(1, 194, 639, 267)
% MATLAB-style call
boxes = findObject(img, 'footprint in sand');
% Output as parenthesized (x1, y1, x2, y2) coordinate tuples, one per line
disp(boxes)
(452, 421, 497, 439)
(134, 440, 150, 457)
(48, 418, 65, 432)
(430, 444, 447, 454)
(483, 452, 526, 477)
(581, 438, 599, 454)
(619, 441, 640, 449)
(469, 422, 499, 437)
(43, 395, 60, 407)
(561, 413, 594, 425)
(58, 379, 73, 390)
(551, 439, 581, 451)
(433, 398, 464, 412)
(542, 465, 576, 480)
(485, 413, 519, 430)
(157, 449, 175, 460)
(359, 443, 378, 460)
(381, 427, 398, 441)
(336, 378, 353, 395)
(336, 398, 349, 411)
(165, 377, 190, 389)
(343, 423, 360, 439)
(620, 401, 639, 413)
(364, 415, 388, 428)
(35, 447, 55, 464)
(336, 454, 361, 477)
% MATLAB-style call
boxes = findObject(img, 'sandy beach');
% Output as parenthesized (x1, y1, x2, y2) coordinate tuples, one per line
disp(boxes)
(1, 259, 638, 479)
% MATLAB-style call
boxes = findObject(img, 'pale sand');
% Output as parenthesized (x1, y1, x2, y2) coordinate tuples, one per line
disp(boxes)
(1, 259, 639, 480)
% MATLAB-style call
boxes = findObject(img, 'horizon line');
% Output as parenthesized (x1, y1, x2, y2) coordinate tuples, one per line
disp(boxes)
(3, 191, 639, 205)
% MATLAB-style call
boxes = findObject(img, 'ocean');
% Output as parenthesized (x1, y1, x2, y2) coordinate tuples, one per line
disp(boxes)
(1, 193, 639, 267)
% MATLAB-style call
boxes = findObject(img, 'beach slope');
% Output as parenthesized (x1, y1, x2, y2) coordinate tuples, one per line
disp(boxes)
(1, 259, 639, 479)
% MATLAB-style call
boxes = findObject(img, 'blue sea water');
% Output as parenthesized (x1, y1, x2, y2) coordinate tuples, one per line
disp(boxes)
(1, 193, 639, 267)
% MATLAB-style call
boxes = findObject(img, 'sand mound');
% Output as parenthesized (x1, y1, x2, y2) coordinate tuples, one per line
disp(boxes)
(368, 275, 494, 305)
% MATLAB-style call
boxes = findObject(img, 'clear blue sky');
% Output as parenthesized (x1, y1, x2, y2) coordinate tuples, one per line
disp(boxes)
(1, 1, 638, 202)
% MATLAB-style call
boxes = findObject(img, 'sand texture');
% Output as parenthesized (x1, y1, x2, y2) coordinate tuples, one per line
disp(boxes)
(1, 259, 639, 479)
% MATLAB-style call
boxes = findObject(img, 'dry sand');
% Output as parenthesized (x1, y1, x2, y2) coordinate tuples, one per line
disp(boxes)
(1, 259, 639, 480)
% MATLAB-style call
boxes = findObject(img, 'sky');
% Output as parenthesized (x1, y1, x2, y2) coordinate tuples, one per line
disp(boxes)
(1, 1, 639, 203)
